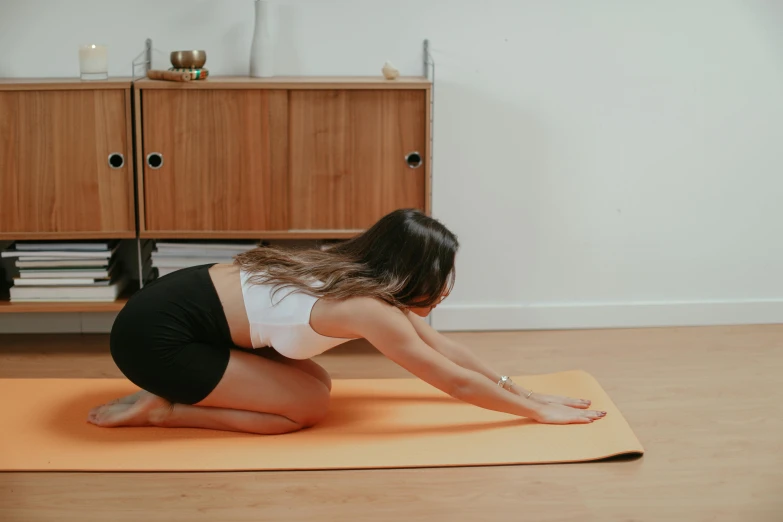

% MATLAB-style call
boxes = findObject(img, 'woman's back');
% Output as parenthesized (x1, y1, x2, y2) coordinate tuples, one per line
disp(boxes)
(209, 263, 355, 358)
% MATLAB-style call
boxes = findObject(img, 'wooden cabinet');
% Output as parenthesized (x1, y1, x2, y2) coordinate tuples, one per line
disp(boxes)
(135, 77, 431, 238)
(1, 76, 432, 313)
(289, 90, 427, 230)
(0, 80, 135, 239)
(141, 89, 289, 234)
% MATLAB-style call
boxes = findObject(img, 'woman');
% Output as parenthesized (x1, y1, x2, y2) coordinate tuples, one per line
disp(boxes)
(89, 209, 606, 434)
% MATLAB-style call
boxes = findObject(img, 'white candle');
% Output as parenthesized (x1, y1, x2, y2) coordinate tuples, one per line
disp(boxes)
(79, 44, 108, 80)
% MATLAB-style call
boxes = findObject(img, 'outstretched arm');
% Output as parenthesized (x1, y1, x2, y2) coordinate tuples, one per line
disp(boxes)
(405, 312, 512, 386)
(338, 298, 605, 425)
(405, 312, 592, 410)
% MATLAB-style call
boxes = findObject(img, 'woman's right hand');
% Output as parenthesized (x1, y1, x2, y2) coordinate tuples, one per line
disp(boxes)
(532, 403, 607, 424)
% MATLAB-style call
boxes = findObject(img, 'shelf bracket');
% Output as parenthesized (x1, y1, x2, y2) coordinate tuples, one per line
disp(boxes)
(131, 38, 153, 80)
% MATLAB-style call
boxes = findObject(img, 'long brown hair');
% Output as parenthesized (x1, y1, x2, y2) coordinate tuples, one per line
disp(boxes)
(233, 209, 459, 309)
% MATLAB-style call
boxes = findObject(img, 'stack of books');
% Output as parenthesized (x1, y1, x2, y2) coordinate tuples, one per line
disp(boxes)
(1, 241, 127, 302)
(151, 241, 259, 278)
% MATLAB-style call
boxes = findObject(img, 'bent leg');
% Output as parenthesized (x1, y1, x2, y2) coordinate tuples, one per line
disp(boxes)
(89, 391, 304, 435)
(89, 348, 330, 434)
(252, 348, 332, 391)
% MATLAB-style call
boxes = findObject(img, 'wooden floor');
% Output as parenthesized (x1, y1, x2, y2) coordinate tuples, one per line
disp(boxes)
(1, 325, 781, 522)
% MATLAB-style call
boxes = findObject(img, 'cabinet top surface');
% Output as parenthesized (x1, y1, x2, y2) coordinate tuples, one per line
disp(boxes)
(0, 78, 133, 90)
(0, 76, 431, 91)
(135, 76, 432, 90)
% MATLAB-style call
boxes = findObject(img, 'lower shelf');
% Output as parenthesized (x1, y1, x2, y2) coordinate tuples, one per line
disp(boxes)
(0, 289, 133, 314)
(0, 297, 128, 314)
(0, 297, 129, 314)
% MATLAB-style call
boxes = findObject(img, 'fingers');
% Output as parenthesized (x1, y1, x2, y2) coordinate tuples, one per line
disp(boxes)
(549, 395, 592, 409)
(568, 410, 606, 424)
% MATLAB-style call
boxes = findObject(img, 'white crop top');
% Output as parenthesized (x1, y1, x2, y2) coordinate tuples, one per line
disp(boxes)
(239, 270, 355, 359)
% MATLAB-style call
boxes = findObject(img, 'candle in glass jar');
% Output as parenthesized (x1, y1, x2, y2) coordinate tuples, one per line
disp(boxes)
(78, 44, 108, 80)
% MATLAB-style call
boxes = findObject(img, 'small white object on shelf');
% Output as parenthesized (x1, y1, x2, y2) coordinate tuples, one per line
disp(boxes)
(79, 44, 108, 81)
(382, 61, 399, 80)
(250, 0, 275, 78)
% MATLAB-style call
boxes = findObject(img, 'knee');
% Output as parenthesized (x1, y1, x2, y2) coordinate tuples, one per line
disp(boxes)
(313, 365, 332, 391)
(290, 385, 331, 428)
(298, 359, 332, 391)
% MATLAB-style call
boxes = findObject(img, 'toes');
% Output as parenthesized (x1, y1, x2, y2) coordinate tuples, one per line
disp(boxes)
(88, 405, 110, 425)
(87, 408, 101, 424)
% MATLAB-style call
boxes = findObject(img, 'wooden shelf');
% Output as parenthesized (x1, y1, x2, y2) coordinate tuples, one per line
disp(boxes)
(0, 78, 133, 91)
(0, 295, 129, 314)
(134, 76, 432, 90)
(0, 231, 137, 241)
(0, 285, 136, 314)
(139, 230, 365, 239)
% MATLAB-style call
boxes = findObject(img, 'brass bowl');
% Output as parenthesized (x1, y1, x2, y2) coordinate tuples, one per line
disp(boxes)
(170, 50, 207, 69)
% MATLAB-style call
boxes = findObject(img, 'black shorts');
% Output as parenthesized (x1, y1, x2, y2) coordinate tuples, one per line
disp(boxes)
(109, 264, 233, 404)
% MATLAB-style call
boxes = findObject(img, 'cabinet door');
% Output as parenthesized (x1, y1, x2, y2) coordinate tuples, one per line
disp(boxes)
(142, 90, 288, 233)
(289, 90, 427, 230)
(0, 90, 134, 237)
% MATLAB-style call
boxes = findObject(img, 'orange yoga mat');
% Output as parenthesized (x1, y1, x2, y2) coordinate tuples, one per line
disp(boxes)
(0, 370, 643, 471)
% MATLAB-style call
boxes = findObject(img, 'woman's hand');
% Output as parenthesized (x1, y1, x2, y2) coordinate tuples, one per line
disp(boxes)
(511, 385, 591, 409)
(533, 392, 592, 410)
(532, 403, 607, 425)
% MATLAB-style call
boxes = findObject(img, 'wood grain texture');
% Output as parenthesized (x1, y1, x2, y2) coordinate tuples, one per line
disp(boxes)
(0, 78, 132, 90)
(0, 90, 135, 237)
(138, 229, 363, 240)
(289, 90, 427, 229)
(123, 88, 136, 231)
(141, 89, 289, 233)
(424, 86, 432, 215)
(135, 76, 431, 90)
(133, 87, 145, 232)
(0, 297, 128, 314)
(0, 325, 781, 521)
(0, 231, 134, 240)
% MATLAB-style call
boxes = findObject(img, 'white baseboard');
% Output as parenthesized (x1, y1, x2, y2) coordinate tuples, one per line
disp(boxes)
(431, 299, 783, 331)
(2, 300, 781, 334)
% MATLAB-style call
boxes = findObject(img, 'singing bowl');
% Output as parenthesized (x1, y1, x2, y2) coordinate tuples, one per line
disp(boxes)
(170, 50, 207, 69)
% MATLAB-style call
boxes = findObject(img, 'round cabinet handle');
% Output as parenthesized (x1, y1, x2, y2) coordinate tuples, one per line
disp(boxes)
(405, 151, 423, 169)
(146, 152, 164, 169)
(108, 153, 125, 169)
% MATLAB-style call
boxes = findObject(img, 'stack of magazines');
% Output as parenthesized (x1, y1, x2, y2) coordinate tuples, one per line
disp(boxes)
(1, 241, 126, 302)
(151, 241, 259, 278)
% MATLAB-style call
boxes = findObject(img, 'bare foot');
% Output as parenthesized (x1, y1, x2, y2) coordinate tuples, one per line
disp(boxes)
(104, 389, 149, 406)
(87, 391, 171, 428)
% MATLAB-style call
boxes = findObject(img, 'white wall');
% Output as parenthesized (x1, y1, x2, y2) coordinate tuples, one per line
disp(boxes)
(1, 0, 782, 332)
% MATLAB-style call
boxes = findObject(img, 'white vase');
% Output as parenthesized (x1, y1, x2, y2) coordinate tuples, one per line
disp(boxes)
(250, 0, 274, 77)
